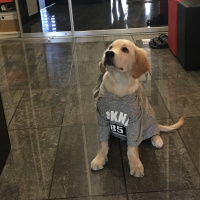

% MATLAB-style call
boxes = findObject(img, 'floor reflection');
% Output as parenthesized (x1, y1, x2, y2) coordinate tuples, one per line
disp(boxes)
(40, 4, 57, 32)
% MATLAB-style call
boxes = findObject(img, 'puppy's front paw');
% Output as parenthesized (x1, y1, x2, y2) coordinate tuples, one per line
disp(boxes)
(130, 163, 144, 178)
(91, 156, 107, 171)
(151, 135, 164, 149)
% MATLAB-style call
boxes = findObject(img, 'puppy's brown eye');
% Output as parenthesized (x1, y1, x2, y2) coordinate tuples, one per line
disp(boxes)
(109, 46, 112, 50)
(122, 47, 129, 53)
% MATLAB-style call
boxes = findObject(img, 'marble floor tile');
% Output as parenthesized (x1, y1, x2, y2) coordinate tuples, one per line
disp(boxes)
(37, 42, 74, 65)
(52, 44, 74, 57)
(8, 88, 68, 129)
(29, 61, 73, 90)
(190, 70, 200, 84)
(155, 77, 200, 95)
(0, 43, 19, 59)
(121, 119, 200, 193)
(21, 43, 45, 56)
(0, 90, 25, 125)
(0, 40, 21, 44)
(75, 60, 102, 86)
(0, 60, 38, 92)
(9, 45, 44, 66)
(0, 68, 7, 91)
(62, 84, 81, 126)
(155, 79, 200, 118)
(178, 117, 200, 174)
(50, 125, 91, 199)
(0, 127, 61, 200)
(1, 35, 200, 200)
(128, 189, 200, 200)
(0, 42, 17, 55)
(76, 37, 104, 43)
(39, 52, 73, 65)
(50, 124, 126, 199)
(142, 80, 170, 120)
(42, 43, 55, 53)
(80, 85, 98, 124)
(62, 65, 99, 126)
(149, 49, 198, 81)
(0, 58, 6, 70)
(0, 53, 9, 70)
(74, 42, 106, 61)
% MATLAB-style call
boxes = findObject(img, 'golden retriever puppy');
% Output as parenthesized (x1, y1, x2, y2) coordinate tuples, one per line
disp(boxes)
(91, 39, 185, 178)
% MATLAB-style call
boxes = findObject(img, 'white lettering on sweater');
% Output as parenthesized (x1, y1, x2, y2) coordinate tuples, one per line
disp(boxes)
(106, 110, 129, 127)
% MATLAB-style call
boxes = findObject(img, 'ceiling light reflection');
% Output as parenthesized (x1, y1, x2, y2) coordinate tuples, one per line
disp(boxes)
(40, 6, 57, 32)
(145, 3, 151, 16)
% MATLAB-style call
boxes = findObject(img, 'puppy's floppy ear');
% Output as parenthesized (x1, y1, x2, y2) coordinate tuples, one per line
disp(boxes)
(99, 61, 106, 74)
(132, 47, 150, 78)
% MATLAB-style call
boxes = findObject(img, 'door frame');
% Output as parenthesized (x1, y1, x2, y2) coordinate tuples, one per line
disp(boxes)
(14, 0, 168, 39)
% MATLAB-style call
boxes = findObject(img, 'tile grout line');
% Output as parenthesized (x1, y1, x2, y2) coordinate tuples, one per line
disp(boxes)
(73, 38, 93, 197)
(48, 125, 64, 199)
(40, 188, 200, 200)
(7, 40, 75, 131)
(0, 43, 20, 86)
(47, 76, 73, 199)
(6, 48, 45, 129)
(150, 77, 180, 190)
(139, 69, 200, 191)
(151, 76, 200, 179)
(119, 140, 130, 200)
(48, 39, 78, 199)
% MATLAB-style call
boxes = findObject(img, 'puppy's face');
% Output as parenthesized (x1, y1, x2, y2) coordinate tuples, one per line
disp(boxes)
(100, 39, 150, 78)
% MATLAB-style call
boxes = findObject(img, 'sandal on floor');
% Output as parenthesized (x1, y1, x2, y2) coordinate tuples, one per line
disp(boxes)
(149, 36, 168, 49)
(158, 33, 168, 43)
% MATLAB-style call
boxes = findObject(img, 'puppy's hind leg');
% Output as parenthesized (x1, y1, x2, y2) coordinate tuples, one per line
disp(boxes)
(91, 141, 109, 171)
(151, 117, 185, 149)
(151, 134, 164, 149)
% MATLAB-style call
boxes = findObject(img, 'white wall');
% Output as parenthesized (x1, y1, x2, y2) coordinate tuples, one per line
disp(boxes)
(26, 0, 39, 16)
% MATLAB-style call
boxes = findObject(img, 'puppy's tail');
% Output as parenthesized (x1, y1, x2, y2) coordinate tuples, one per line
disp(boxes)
(159, 116, 185, 132)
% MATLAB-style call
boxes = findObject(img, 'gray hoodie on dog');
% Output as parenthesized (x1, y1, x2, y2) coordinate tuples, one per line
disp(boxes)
(95, 75, 159, 146)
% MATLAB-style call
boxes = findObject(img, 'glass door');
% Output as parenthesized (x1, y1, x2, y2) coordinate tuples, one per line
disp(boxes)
(16, 0, 168, 38)
(71, 0, 168, 34)
(17, 0, 72, 35)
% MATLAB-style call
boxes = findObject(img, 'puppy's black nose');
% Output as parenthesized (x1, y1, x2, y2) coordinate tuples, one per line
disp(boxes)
(105, 51, 114, 58)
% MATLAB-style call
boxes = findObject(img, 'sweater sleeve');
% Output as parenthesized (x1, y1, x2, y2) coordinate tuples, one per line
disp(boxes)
(97, 101, 110, 142)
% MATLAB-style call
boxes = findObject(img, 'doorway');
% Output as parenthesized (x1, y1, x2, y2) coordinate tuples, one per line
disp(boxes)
(18, 0, 71, 33)
(17, 0, 168, 37)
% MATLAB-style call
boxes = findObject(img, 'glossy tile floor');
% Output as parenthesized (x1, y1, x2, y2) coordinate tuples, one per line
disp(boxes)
(0, 34, 200, 200)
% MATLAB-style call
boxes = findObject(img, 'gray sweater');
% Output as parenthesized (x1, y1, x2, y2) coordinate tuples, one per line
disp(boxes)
(95, 76, 159, 146)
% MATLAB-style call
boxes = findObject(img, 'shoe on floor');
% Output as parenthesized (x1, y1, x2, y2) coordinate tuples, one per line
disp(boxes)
(149, 34, 168, 49)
